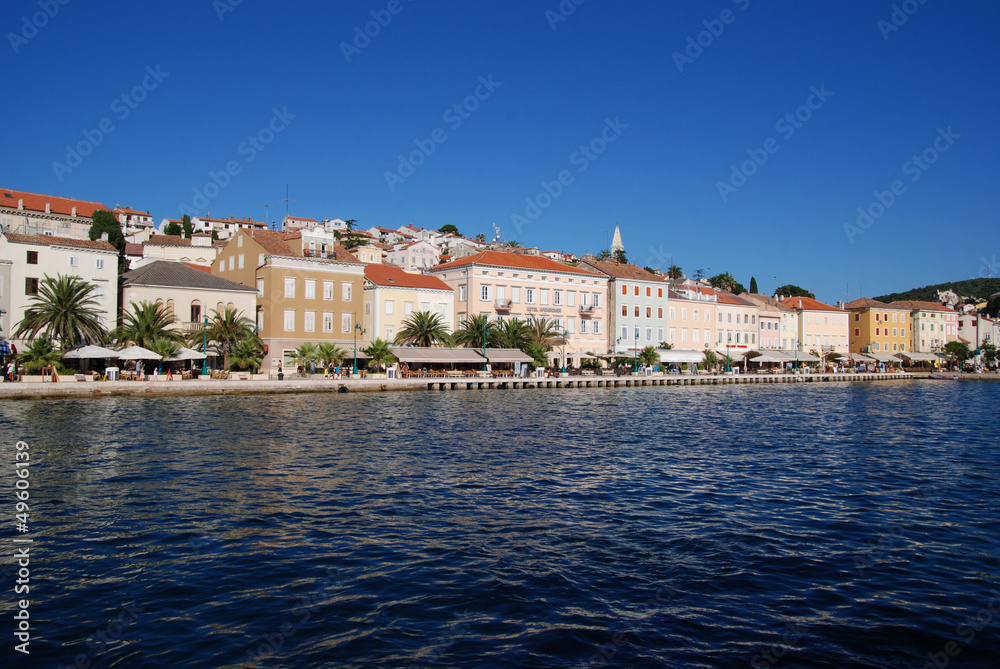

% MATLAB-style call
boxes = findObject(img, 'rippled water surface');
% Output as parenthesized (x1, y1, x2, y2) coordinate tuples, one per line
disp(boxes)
(2, 381, 999, 668)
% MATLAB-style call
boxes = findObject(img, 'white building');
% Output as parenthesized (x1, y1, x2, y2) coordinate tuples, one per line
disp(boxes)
(142, 233, 217, 267)
(0, 232, 119, 346)
(714, 290, 761, 354)
(181, 216, 267, 240)
(113, 206, 155, 234)
(387, 240, 440, 272)
(0, 188, 109, 240)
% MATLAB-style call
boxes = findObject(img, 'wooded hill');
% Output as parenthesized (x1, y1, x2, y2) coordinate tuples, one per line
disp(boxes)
(874, 278, 1000, 304)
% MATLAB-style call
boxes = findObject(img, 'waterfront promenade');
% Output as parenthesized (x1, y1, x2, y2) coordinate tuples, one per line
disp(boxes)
(0, 371, 926, 400)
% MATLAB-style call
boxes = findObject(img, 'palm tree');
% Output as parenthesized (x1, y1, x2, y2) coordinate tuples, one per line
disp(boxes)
(230, 338, 264, 372)
(489, 317, 529, 349)
(13, 275, 108, 349)
(526, 315, 560, 348)
(17, 339, 63, 373)
(193, 307, 259, 370)
(703, 350, 719, 370)
(659, 341, 674, 350)
(115, 301, 183, 349)
(524, 342, 550, 368)
(453, 314, 492, 348)
(149, 337, 181, 361)
(639, 346, 660, 367)
(395, 310, 453, 347)
(666, 264, 683, 279)
(316, 342, 347, 368)
(292, 343, 319, 371)
(596, 249, 611, 260)
(362, 338, 396, 372)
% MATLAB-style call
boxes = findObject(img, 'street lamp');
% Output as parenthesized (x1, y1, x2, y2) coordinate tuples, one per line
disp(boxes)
(352, 321, 366, 375)
(726, 333, 732, 373)
(483, 323, 490, 372)
(633, 327, 639, 373)
(561, 329, 567, 374)
(201, 315, 209, 375)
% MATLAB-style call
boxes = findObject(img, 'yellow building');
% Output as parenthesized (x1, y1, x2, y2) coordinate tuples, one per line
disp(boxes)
(363, 264, 455, 343)
(844, 297, 910, 354)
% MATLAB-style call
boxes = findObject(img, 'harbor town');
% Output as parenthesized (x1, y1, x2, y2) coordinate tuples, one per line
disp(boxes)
(1, 187, 997, 393)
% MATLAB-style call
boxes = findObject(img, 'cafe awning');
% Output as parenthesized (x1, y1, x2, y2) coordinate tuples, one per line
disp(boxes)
(868, 353, 901, 363)
(897, 351, 939, 362)
(482, 348, 532, 364)
(716, 349, 746, 362)
(659, 349, 705, 364)
(751, 352, 788, 363)
(391, 347, 484, 364)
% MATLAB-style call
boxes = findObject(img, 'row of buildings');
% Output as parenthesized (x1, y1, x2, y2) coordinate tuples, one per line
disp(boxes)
(0, 187, 995, 373)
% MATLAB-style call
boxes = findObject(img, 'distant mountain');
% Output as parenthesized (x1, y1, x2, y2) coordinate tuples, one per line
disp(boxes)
(874, 278, 1000, 304)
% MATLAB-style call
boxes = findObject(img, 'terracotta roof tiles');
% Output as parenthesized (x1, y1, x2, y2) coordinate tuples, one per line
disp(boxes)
(4, 232, 116, 252)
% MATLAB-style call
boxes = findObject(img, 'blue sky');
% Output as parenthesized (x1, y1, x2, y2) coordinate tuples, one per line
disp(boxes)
(3, 0, 998, 303)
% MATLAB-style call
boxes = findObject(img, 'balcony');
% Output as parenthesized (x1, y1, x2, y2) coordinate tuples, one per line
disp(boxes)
(181, 321, 203, 334)
(495, 298, 512, 310)
(579, 304, 594, 316)
(302, 249, 337, 259)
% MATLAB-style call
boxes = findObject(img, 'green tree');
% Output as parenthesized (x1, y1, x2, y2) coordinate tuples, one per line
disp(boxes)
(693, 268, 706, 280)
(709, 272, 745, 295)
(474, 233, 486, 243)
(749, 276, 759, 294)
(193, 307, 260, 371)
(453, 314, 492, 348)
(596, 249, 611, 260)
(702, 350, 719, 370)
(88, 209, 128, 273)
(639, 346, 660, 367)
(362, 338, 396, 372)
(643, 266, 659, 275)
(666, 264, 683, 279)
(438, 224, 459, 235)
(229, 338, 264, 372)
(148, 337, 181, 361)
(164, 221, 182, 236)
(613, 248, 628, 264)
(13, 275, 109, 348)
(524, 342, 550, 368)
(316, 342, 347, 367)
(775, 284, 815, 299)
(16, 338, 63, 374)
(395, 310, 453, 347)
(292, 342, 320, 370)
(336, 219, 368, 250)
(526, 315, 560, 347)
(490, 317, 529, 349)
(114, 301, 184, 349)
(943, 340, 973, 365)
(659, 341, 673, 350)
(506, 240, 521, 248)
(181, 214, 194, 238)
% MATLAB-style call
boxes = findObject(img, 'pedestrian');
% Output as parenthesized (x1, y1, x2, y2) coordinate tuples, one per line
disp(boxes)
(137, 361, 144, 381)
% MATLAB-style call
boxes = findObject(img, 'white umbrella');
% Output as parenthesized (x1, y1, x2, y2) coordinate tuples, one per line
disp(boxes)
(117, 345, 162, 361)
(63, 345, 120, 359)
(167, 347, 207, 362)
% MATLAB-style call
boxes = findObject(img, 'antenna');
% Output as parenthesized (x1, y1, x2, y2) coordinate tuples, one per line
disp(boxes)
(281, 184, 295, 227)
(262, 204, 273, 230)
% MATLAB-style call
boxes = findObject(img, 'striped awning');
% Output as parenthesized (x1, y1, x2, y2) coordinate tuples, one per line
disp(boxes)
(0, 341, 9, 355)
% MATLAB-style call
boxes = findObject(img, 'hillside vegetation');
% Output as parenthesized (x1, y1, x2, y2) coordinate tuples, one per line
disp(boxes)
(874, 278, 1000, 304)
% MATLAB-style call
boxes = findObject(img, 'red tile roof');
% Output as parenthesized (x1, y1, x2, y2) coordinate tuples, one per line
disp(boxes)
(147, 234, 191, 247)
(889, 300, 957, 313)
(184, 263, 212, 273)
(365, 264, 453, 291)
(244, 229, 295, 256)
(4, 232, 116, 252)
(0, 188, 109, 218)
(113, 206, 151, 217)
(843, 297, 893, 310)
(432, 250, 603, 276)
(124, 243, 144, 256)
(578, 258, 665, 282)
(780, 296, 846, 312)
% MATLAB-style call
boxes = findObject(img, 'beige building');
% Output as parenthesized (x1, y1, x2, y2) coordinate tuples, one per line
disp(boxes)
(738, 293, 791, 350)
(780, 296, 849, 355)
(665, 281, 718, 351)
(0, 188, 109, 240)
(889, 300, 959, 353)
(0, 232, 119, 347)
(213, 229, 366, 372)
(363, 264, 455, 343)
(428, 250, 609, 364)
(142, 234, 217, 267)
(714, 290, 760, 355)
(120, 260, 257, 337)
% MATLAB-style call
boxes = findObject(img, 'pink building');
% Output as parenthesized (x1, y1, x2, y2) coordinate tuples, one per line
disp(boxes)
(429, 251, 609, 365)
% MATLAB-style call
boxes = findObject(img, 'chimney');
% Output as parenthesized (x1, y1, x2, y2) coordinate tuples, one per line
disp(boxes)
(100, 232, 109, 242)
(71, 206, 77, 217)
(45, 202, 51, 214)
(837, 300, 845, 309)
(17, 199, 23, 210)
(797, 299, 803, 309)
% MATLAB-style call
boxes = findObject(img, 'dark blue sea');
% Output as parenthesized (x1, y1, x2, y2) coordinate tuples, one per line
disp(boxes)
(1, 380, 998, 668)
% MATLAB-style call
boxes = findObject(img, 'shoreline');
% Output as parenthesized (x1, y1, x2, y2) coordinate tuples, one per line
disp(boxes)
(0, 371, 971, 401)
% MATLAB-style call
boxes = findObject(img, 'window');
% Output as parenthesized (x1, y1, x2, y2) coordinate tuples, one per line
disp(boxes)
(386, 301, 394, 315)
(893, 328, 898, 337)
(658, 288, 663, 298)
(681, 308, 688, 321)
(259, 254, 266, 266)
(305, 280, 316, 299)
(238, 254, 245, 269)
(95, 258, 104, 270)
(621, 326, 628, 340)
(385, 326, 394, 340)
(622, 305, 628, 317)
(727, 313, 732, 323)
(824, 316, 829, 325)
(566, 318, 575, 333)
(365, 302, 372, 315)
(540, 289, 549, 305)
(657, 307, 663, 319)
(646, 327, 652, 341)
(553, 291, 563, 306)
(25, 278, 38, 295)
(93, 284, 105, 300)
(405, 302, 413, 316)
(257, 310, 264, 331)
(26, 251, 38, 264)
(876, 328, 880, 336)
(342, 283, 352, 301)
(68, 255, 79, 267)
(854, 313, 860, 322)
(669, 307, 676, 320)
(284, 310, 295, 331)
(567, 291, 575, 306)
(621, 284, 628, 295)
(681, 329, 688, 343)
(238, 235, 243, 248)
(284, 278, 295, 298)
(257, 279, 264, 297)
(634, 286, 639, 296)
(323, 312, 334, 332)
(304, 311, 315, 332)
(669, 327, 676, 342)
(481, 285, 492, 301)
(634, 306, 640, 317)
(512, 287, 521, 303)
(854, 328, 860, 336)
(342, 313, 352, 332)
(646, 307, 652, 318)
(323, 281, 334, 300)
(593, 320, 601, 335)
(806, 314, 812, 324)
(592, 293, 602, 308)
(657, 327, 664, 341)
(526, 288, 536, 304)
(459, 285, 467, 302)
(229, 256, 234, 270)
(580, 320, 588, 334)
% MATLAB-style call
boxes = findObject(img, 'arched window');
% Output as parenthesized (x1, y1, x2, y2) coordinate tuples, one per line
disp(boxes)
(165, 299, 175, 318)
(190, 300, 201, 324)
